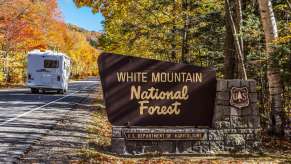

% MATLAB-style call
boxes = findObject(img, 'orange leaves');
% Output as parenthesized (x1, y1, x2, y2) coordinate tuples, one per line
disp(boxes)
(0, 0, 100, 84)
(0, 0, 69, 52)
(1, 1, 41, 51)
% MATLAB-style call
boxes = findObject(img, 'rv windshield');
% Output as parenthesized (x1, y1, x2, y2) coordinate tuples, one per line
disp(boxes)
(44, 60, 59, 68)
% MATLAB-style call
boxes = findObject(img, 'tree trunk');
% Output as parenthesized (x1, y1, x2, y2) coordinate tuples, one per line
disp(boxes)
(258, 0, 284, 135)
(234, 0, 245, 79)
(235, 0, 243, 54)
(171, 25, 177, 61)
(223, 16, 236, 79)
(181, 0, 189, 64)
(224, 0, 247, 79)
(3, 51, 10, 83)
(170, 0, 177, 62)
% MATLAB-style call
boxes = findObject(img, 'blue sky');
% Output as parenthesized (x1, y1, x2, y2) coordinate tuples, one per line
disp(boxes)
(57, 0, 104, 32)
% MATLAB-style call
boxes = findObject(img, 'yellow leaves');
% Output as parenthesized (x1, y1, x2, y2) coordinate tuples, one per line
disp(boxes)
(274, 23, 291, 44)
(275, 36, 291, 44)
(0, 71, 4, 83)
(66, 30, 100, 78)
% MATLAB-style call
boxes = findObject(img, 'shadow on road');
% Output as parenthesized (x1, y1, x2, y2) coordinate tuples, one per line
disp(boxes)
(18, 93, 99, 163)
(0, 82, 99, 162)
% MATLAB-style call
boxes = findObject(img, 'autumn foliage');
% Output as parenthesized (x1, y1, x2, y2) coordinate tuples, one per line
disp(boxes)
(0, 0, 100, 84)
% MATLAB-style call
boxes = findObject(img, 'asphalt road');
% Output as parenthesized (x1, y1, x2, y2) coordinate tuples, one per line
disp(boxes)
(0, 77, 99, 163)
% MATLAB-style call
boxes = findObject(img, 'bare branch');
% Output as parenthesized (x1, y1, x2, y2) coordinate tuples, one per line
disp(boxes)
(225, 0, 247, 80)
(287, 0, 291, 11)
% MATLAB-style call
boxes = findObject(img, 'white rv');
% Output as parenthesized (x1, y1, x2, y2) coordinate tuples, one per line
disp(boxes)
(27, 50, 70, 94)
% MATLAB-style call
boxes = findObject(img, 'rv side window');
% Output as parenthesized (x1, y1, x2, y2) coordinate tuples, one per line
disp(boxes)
(44, 60, 59, 68)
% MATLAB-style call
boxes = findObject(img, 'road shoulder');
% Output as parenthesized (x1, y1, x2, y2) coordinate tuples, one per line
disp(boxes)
(19, 91, 99, 163)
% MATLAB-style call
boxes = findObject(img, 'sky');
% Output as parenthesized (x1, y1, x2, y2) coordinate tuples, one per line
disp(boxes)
(57, 0, 104, 32)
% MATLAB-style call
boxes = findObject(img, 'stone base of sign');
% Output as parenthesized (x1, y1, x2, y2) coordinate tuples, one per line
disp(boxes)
(110, 79, 262, 155)
(213, 79, 259, 129)
(111, 126, 261, 155)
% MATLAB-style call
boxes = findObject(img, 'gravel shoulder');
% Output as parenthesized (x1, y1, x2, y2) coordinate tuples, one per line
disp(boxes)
(19, 90, 99, 163)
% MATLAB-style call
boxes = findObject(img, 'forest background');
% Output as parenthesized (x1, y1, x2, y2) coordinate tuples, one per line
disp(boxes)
(0, 0, 290, 134)
(0, 0, 101, 84)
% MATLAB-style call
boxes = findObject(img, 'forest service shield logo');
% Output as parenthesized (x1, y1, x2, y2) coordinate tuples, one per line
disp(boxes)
(230, 87, 249, 108)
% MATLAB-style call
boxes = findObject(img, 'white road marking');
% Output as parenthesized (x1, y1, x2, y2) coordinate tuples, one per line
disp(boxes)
(0, 83, 96, 126)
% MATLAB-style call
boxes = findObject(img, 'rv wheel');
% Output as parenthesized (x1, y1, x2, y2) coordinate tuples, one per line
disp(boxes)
(57, 89, 64, 94)
(31, 88, 39, 94)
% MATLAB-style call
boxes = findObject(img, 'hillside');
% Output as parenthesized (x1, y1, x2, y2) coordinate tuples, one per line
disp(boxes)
(67, 24, 102, 49)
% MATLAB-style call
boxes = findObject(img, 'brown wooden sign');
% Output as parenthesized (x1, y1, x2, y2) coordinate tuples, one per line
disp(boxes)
(98, 53, 217, 126)
(230, 87, 249, 108)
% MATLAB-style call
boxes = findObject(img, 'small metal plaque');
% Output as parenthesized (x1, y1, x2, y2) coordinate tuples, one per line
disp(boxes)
(123, 132, 204, 141)
(230, 87, 249, 108)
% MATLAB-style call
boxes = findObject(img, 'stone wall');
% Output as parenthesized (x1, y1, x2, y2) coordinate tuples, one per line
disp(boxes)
(211, 79, 261, 153)
(111, 127, 261, 154)
(111, 79, 262, 155)
(213, 79, 259, 129)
